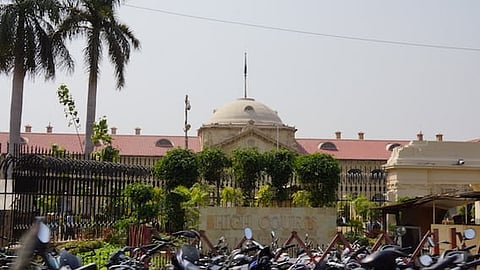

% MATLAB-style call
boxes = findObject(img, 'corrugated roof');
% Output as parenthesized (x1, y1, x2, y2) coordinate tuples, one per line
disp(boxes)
(376, 191, 480, 213)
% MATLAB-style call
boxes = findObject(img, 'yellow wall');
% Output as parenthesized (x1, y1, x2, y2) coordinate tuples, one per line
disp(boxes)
(384, 141, 480, 202)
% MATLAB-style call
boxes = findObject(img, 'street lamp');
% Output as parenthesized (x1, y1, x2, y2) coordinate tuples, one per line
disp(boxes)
(184, 94, 191, 149)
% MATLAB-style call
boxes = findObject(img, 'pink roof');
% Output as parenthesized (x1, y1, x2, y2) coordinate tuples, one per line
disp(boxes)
(295, 138, 411, 160)
(0, 131, 413, 160)
(0, 132, 200, 157)
(110, 134, 201, 156)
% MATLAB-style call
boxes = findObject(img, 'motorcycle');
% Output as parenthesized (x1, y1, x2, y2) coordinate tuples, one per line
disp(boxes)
(163, 229, 203, 270)
(11, 217, 97, 270)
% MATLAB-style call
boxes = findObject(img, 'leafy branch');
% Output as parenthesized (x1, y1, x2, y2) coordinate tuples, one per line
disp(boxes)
(57, 84, 83, 152)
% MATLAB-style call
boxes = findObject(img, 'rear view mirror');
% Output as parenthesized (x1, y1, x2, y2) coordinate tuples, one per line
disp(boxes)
(464, 228, 476, 240)
(37, 222, 50, 244)
(418, 254, 433, 267)
(244, 228, 253, 240)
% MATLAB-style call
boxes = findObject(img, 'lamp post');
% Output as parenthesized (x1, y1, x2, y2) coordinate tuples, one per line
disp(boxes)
(184, 94, 191, 149)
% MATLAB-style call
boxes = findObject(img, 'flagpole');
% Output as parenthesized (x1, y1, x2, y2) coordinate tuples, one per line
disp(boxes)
(244, 52, 247, 98)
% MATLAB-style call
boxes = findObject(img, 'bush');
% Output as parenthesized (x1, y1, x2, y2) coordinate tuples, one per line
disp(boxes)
(56, 240, 122, 268)
(343, 231, 370, 247)
(56, 239, 104, 254)
(256, 185, 275, 207)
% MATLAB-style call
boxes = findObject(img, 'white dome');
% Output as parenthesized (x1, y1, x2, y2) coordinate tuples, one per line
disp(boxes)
(207, 98, 283, 125)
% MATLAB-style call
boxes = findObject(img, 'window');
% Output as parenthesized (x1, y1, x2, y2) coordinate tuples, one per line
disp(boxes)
(386, 143, 402, 151)
(244, 105, 254, 112)
(155, 139, 173, 148)
(370, 169, 385, 180)
(347, 168, 362, 182)
(318, 142, 337, 151)
(347, 168, 362, 174)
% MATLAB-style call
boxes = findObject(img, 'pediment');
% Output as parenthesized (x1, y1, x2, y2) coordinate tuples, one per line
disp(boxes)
(210, 126, 295, 151)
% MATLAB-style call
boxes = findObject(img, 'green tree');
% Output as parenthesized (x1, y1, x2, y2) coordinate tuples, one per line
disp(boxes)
(0, 0, 73, 155)
(174, 183, 211, 228)
(91, 116, 119, 162)
(57, 84, 83, 151)
(51, 143, 67, 156)
(291, 190, 312, 207)
(220, 186, 243, 207)
(164, 191, 186, 232)
(263, 149, 296, 201)
(196, 147, 230, 205)
(153, 148, 199, 191)
(294, 153, 340, 207)
(231, 148, 264, 206)
(352, 194, 375, 221)
(124, 182, 159, 224)
(58, 0, 140, 159)
(256, 185, 274, 207)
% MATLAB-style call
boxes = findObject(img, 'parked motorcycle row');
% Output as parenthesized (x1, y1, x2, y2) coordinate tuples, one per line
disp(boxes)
(4, 218, 480, 270)
(106, 227, 480, 270)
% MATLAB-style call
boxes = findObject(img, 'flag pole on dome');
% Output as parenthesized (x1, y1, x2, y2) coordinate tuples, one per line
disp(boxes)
(244, 52, 247, 98)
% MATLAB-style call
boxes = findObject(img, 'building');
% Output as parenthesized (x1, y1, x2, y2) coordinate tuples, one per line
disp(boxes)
(0, 96, 472, 203)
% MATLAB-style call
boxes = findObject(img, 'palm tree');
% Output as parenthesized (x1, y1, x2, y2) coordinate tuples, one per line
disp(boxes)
(0, 0, 73, 156)
(59, 0, 140, 158)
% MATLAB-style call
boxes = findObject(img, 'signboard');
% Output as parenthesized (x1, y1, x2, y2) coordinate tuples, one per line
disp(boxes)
(199, 207, 337, 249)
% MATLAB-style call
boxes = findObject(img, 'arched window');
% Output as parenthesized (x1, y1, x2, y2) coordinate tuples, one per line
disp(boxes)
(386, 143, 402, 151)
(318, 142, 337, 151)
(370, 169, 385, 180)
(347, 168, 362, 182)
(155, 139, 173, 148)
(347, 168, 362, 175)
(244, 105, 254, 112)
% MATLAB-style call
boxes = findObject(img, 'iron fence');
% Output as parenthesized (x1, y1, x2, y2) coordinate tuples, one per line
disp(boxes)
(0, 145, 159, 244)
(0, 143, 388, 246)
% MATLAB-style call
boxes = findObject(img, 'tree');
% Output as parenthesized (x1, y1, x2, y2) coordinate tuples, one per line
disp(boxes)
(352, 194, 375, 221)
(291, 190, 311, 207)
(0, 0, 73, 156)
(196, 147, 230, 205)
(263, 149, 296, 201)
(57, 84, 83, 151)
(294, 153, 340, 207)
(153, 148, 199, 231)
(123, 182, 159, 224)
(256, 185, 274, 207)
(153, 148, 199, 191)
(231, 148, 264, 206)
(58, 0, 140, 158)
(174, 183, 211, 228)
(220, 186, 243, 207)
(91, 116, 119, 162)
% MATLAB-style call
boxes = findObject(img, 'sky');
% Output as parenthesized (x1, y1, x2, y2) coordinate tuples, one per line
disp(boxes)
(1, 0, 480, 142)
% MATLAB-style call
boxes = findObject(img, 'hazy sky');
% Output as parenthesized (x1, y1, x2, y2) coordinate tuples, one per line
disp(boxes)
(1, 0, 480, 141)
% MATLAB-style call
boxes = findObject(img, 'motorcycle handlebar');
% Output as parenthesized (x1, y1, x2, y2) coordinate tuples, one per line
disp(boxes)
(460, 244, 476, 252)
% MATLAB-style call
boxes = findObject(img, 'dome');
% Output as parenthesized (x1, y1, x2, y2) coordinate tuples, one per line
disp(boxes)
(207, 98, 283, 125)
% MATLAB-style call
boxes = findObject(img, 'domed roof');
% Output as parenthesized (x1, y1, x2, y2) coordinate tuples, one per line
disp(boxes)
(207, 98, 283, 125)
